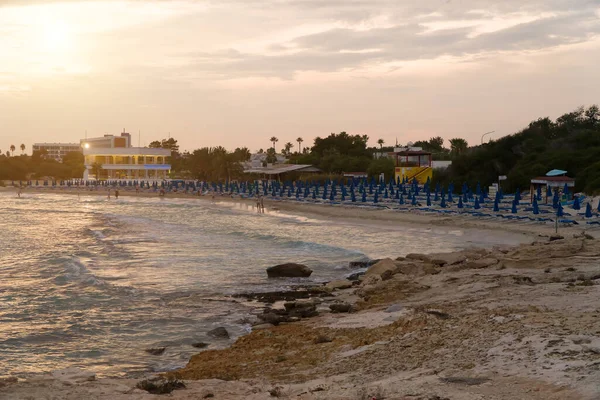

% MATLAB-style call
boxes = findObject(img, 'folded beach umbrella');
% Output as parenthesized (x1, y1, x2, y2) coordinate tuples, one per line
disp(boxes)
(426, 192, 432, 207)
(440, 195, 447, 208)
(547, 186, 552, 198)
(493, 199, 500, 212)
(395, 190, 400, 200)
(351, 191, 356, 202)
(463, 192, 468, 203)
(322, 187, 328, 200)
(362, 192, 367, 202)
(532, 197, 539, 215)
(312, 190, 317, 200)
(563, 183, 569, 195)
(552, 191, 559, 209)
(329, 190, 335, 201)
(511, 200, 518, 214)
(411, 194, 417, 206)
(373, 191, 379, 203)
(537, 186, 542, 201)
(573, 196, 581, 210)
(399, 193, 405, 205)
(479, 193, 485, 204)
(458, 197, 464, 209)
(557, 203, 564, 217)
(447, 190, 453, 203)
(434, 191, 439, 202)
(585, 202, 593, 218)
(474, 197, 481, 209)
(476, 182, 481, 196)
(597, 199, 600, 212)
(384, 189, 389, 199)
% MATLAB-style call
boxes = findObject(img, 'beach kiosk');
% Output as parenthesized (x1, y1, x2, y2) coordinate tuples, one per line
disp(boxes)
(530, 169, 575, 204)
(390, 148, 433, 184)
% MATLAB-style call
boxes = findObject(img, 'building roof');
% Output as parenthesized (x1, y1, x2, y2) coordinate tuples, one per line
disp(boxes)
(33, 143, 80, 146)
(244, 164, 321, 175)
(531, 176, 575, 186)
(83, 147, 171, 156)
(388, 150, 432, 156)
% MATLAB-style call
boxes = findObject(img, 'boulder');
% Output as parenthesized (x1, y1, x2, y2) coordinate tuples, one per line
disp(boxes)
(191, 342, 209, 349)
(365, 258, 398, 278)
(405, 253, 431, 262)
(396, 261, 438, 276)
(145, 347, 166, 355)
(326, 280, 353, 290)
(329, 302, 352, 313)
(266, 263, 313, 278)
(429, 253, 467, 266)
(207, 327, 230, 339)
(349, 260, 369, 268)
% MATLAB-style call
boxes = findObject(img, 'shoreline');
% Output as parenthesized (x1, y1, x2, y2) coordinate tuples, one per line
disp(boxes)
(3, 185, 593, 240)
(3, 236, 600, 399)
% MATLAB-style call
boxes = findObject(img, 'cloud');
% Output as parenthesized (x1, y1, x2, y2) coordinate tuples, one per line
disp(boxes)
(180, 5, 600, 79)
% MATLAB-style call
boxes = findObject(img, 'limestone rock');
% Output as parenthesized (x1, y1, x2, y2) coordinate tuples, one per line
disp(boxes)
(405, 253, 431, 262)
(326, 280, 353, 290)
(329, 302, 352, 313)
(266, 263, 313, 278)
(365, 258, 398, 278)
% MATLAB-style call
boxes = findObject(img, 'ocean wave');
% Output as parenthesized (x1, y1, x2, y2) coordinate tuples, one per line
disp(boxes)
(55, 258, 106, 287)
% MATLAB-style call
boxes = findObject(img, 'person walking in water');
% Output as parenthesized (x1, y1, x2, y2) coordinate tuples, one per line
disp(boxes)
(115, 189, 119, 199)
(107, 189, 111, 200)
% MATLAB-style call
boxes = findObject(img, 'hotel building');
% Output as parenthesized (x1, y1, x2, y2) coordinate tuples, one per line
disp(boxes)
(81, 132, 171, 180)
(32, 143, 81, 162)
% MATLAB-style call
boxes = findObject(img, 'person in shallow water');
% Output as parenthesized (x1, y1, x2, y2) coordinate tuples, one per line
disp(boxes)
(115, 189, 119, 199)
(107, 189, 111, 199)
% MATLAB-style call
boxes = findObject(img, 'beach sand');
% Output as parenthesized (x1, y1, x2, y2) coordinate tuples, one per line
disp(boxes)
(2, 187, 599, 399)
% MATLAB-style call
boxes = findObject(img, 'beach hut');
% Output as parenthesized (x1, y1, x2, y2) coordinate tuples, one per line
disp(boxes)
(530, 170, 575, 204)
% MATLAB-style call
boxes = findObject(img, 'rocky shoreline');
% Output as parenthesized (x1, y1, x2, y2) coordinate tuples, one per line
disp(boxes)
(4, 235, 600, 399)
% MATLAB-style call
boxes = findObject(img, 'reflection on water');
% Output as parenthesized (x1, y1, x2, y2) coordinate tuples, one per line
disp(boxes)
(0, 192, 527, 377)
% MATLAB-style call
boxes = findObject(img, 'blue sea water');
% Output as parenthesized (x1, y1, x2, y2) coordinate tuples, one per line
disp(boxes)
(0, 192, 527, 377)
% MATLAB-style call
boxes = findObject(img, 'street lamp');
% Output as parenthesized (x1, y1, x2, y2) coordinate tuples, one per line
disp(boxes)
(481, 131, 495, 144)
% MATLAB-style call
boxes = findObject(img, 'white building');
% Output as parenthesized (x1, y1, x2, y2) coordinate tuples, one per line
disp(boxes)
(81, 133, 171, 180)
(32, 143, 81, 161)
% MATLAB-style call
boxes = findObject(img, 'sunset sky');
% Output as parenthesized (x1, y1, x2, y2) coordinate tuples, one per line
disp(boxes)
(1, 0, 599, 154)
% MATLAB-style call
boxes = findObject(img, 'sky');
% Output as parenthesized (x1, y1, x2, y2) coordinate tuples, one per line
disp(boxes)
(1, 0, 599, 154)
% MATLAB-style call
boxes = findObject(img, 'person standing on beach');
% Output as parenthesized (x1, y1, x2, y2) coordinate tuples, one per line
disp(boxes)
(107, 189, 111, 199)
(115, 189, 119, 199)
(260, 196, 265, 213)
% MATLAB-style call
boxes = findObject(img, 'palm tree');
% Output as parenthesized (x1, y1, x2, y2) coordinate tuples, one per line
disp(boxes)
(377, 138, 384, 149)
(269, 136, 279, 152)
(283, 142, 293, 156)
(10, 144, 15, 156)
(449, 138, 469, 157)
(296, 137, 304, 153)
(20, 144, 25, 155)
(91, 161, 103, 179)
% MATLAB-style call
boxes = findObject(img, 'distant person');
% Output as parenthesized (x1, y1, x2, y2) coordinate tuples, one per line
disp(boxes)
(107, 189, 111, 199)
(159, 189, 165, 197)
(17, 187, 22, 198)
(115, 189, 119, 199)
(260, 196, 265, 213)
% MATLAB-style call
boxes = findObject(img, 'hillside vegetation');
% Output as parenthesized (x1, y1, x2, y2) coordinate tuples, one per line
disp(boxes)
(437, 105, 600, 194)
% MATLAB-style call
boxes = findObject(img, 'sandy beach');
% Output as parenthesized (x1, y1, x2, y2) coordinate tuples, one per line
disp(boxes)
(4, 185, 593, 239)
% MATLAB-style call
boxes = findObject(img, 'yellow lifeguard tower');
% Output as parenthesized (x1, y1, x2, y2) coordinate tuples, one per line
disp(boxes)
(391, 149, 433, 184)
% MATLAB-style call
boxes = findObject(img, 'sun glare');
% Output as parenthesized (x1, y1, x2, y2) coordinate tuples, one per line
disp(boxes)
(41, 20, 72, 53)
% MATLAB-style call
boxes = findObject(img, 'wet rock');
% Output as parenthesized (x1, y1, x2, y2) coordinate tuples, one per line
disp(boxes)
(365, 258, 398, 278)
(258, 312, 287, 326)
(207, 327, 230, 339)
(549, 235, 564, 242)
(284, 301, 318, 318)
(349, 260, 369, 268)
(329, 302, 352, 313)
(397, 262, 439, 276)
(233, 287, 331, 303)
(145, 347, 166, 355)
(192, 342, 209, 349)
(326, 280, 353, 290)
(266, 263, 313, 278)
(430, 253, 467, 266)
(346, 271, 366, 281)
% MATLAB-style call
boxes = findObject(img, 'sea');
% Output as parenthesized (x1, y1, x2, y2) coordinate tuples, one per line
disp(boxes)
(0, 191, 528, 377)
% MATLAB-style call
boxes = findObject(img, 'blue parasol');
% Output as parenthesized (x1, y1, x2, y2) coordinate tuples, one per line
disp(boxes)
(585, 202, 593, 218)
